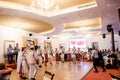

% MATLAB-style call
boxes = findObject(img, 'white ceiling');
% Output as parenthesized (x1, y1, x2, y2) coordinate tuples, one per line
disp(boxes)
(0, 0, 120, 37)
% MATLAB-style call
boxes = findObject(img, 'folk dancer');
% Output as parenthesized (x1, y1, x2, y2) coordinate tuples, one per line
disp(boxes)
(49, 48, 53, 65)
(17, 47, 29, 79)
(67, 48, 72, 63)
(61, 48, 65, 63)
(55, 48, 60, 64)
(37, 46, 43, 68)
(72, 47, 76, 63)
(43, 47, 48, 67)
(27, 48, 38, 80)
(77, 48, 81, 62)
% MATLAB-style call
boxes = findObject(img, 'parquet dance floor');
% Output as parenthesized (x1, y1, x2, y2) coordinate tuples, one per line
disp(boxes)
(10, 61, 93, 80)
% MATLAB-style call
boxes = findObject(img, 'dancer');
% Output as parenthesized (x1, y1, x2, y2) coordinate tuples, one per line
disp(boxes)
(91, 48, 106, 73)
(49, 48, 53, 65)
(72, 47, 76, 63)
(17, 47, 29, 79)
(61, 48, 65, 63)
(55, 48, 60, 64)
(37, 46, 43, 68)
(67, 48, 72, 63)
(43, 47, 48, 66)
(77, 48, 81, 62)
(27, 47, 38, 80)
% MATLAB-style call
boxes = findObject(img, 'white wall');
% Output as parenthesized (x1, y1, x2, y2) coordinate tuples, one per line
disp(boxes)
(0, 26, 120, 62)
(51, 35, 120, 52)
(0, 26, 41, 62)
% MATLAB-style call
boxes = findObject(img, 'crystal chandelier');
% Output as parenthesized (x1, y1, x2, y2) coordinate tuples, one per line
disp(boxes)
(30, 0, 59, 16)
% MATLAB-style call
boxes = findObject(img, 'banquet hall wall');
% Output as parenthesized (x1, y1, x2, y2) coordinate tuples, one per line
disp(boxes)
(0, 26, 120, 62)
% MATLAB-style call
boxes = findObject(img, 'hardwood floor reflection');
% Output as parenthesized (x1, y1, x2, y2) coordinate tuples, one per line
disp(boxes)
(10, 61, 93, 80)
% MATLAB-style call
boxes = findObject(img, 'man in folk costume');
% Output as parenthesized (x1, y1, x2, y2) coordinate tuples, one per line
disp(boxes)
(77, 48, 82, 61)
(61, 47, 65, 63)
(55, 48, 60, 64)
(49, 48, 53, 65)
(72, 47, 76, 63)
(67, 48, 72, 63)
(27, 47, 38, 80)
(43, 47, 48, 66)
(17, 47, 29, 79)
(37, 46, 43, 68)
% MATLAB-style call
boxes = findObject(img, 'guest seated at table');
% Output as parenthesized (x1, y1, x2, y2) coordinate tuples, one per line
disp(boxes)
(0, 63, 13, 80)
(102, 49, 110, 66)
(102, 49, 109, 57)
(117, 51, 120, 67)
(107, 50, 117, 68)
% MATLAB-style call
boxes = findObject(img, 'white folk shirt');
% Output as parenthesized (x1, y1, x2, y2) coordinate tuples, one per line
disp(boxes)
(27, 50, 36, 64)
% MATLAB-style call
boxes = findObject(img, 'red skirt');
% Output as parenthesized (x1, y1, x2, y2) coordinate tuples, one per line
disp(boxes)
(76, 53, 81, 61)
(67, 53, 72, 61)
(56, 53, 61, 61)
(45, 54, 48, 62)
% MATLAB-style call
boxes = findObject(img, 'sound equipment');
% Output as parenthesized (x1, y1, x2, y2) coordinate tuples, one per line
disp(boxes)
(118, 31, 120, 36)
(107, 25, 113, 32)
(29, 33, 32, 36)
(102, 34, 106, 38)
(47, 37, 50, 39)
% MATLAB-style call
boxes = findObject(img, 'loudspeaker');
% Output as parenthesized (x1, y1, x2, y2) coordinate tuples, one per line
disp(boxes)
(102, 34, 106, 38)
(47, 37, 50, 39)
(107, 25, 113, 32)
(29, 33, 32, 36)
(118, 31, 120, 36)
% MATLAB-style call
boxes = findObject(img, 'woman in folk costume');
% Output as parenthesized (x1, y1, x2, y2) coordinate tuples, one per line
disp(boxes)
(37, 46, 43, 68)
(61, 48, 65, 63)
(49, 48, 53, 65)
(17, 47, 29, 79)
(72, 47, 77, 63)
(76, 48, 82, 61)
(43, 47, 48, 66)
(67, 48, 72, 63)
(55, 48, 60, 64)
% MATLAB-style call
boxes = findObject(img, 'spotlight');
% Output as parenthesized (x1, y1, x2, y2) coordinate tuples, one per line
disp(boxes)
(107, 25, 113, 32)
(102, 34, 106, 38)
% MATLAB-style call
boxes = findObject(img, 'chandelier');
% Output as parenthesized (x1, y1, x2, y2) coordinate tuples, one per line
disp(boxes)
(30, 0, 59, 16)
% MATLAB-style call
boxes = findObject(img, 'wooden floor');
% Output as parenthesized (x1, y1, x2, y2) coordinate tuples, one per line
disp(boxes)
(10, 61, 93, 80)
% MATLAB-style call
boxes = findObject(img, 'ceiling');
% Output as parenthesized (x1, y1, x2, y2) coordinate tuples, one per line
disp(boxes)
(0, 0, 120, 38)
(0, 14, 54, 33)
(64, 17, 101, 31)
